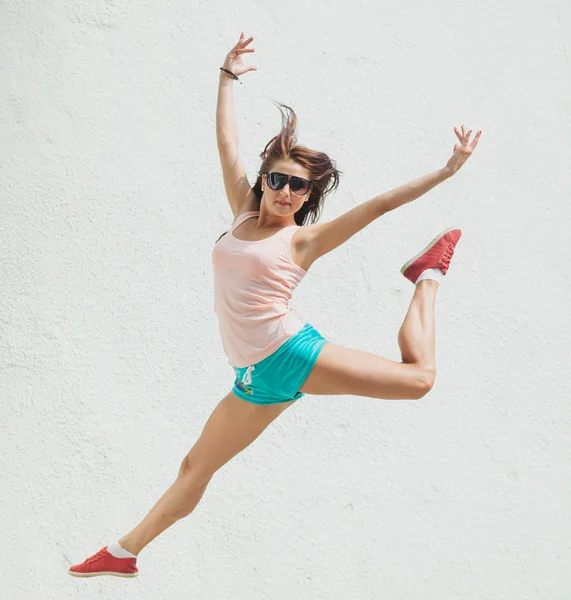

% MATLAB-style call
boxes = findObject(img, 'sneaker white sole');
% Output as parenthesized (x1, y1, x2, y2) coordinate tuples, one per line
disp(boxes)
(400, 227, 461, 275)
(68, 570, 138, 578)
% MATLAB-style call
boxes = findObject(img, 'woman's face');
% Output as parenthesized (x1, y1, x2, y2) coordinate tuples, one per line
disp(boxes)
(262, 159, 312, 214)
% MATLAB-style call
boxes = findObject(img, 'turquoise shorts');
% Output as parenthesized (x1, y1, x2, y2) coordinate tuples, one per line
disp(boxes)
(232, 323, 328, 405)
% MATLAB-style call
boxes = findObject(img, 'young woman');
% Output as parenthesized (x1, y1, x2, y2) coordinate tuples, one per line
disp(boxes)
(69, 32, 481, 578)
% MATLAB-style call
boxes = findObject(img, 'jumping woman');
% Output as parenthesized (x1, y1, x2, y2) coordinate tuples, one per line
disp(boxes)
(69, 32, 482, 578)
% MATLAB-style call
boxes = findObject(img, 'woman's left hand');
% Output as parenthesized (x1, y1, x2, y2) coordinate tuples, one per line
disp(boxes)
(445, 125, 482, 175)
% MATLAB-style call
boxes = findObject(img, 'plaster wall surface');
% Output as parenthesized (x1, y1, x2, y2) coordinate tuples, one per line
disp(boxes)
(1, 1, 570, 598)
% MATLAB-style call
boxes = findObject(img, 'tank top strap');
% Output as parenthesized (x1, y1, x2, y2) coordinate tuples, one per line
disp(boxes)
(231, 211, 259, 231)
(280, 224, 301, 241)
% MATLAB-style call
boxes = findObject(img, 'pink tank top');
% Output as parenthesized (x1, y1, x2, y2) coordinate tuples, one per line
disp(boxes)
(211, 211, 308, 367)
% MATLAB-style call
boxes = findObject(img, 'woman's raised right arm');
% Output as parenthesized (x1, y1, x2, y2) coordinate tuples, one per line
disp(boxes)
(216, 70, 240, 147)
(216, 33, 257, 217)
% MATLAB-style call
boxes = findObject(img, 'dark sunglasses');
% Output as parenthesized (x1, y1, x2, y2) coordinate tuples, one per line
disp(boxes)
(264, 172, 313, 196)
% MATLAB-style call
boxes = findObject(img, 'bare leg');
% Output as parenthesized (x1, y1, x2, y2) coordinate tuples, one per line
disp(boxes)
(398, 280, 438, 371)
(298, 281, 440, 399)
(117, 392, 294, 556)
(118, 472, 211, 556)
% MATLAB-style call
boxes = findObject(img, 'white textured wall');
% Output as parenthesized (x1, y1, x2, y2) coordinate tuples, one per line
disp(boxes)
(2, 1, 570, 598)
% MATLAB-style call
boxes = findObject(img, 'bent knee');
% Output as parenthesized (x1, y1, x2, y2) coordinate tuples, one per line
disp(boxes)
(415, 367, 436, 399)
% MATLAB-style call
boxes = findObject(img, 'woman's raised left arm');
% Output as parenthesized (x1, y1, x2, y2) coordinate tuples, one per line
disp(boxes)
(301, 126, 482, 263)
(376, 125, 482, 214)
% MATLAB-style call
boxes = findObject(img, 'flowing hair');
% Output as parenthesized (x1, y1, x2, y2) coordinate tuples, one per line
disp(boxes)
(251, 102, 341, 225)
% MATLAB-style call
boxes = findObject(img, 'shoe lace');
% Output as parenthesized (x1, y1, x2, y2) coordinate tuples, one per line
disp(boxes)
(437, 243, 455, 273)
(86, 549, 108, 563)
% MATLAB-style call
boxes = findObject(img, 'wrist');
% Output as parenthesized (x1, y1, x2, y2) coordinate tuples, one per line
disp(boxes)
(441, 166, 456, 178)
(220, 70, 235, 82)
(221, 66, 240, 80)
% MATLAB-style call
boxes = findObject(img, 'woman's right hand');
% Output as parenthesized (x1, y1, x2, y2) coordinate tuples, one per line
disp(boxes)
(222, 32, 257, 78)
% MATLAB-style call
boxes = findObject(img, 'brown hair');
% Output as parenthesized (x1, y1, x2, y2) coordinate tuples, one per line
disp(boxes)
(251, 102, 341, 225)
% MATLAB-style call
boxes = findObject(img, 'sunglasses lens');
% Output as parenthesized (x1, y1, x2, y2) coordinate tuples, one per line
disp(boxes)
(291, 177, 310, 195)
(267, 172, 287, 190)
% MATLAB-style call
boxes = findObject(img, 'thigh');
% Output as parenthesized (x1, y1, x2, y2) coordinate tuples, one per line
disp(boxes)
(298, 343, 430, 400)
(185, 391, 295, 481)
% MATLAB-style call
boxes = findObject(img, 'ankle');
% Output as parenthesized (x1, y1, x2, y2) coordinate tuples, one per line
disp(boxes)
(416, 279, 440, 288)
(415, 267, 443, 285)
(414, 280, 439, 300)
(117, 538, 140, 557)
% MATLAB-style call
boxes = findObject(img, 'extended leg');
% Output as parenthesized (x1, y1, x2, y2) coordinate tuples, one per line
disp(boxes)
(117, 392, 294, 555)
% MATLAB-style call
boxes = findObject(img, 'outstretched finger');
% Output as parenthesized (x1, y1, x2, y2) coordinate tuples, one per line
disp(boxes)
(236, 48, 255, 54)
(469, 130, 482, 149)
(240, 36, 254, 48)
(454, 127, 463, 142)
(232, 32, 244, 50)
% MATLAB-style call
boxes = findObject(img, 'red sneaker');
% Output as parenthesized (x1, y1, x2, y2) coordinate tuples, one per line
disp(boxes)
(68, 546, 139, 578)
(400, 228, 462, 284)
